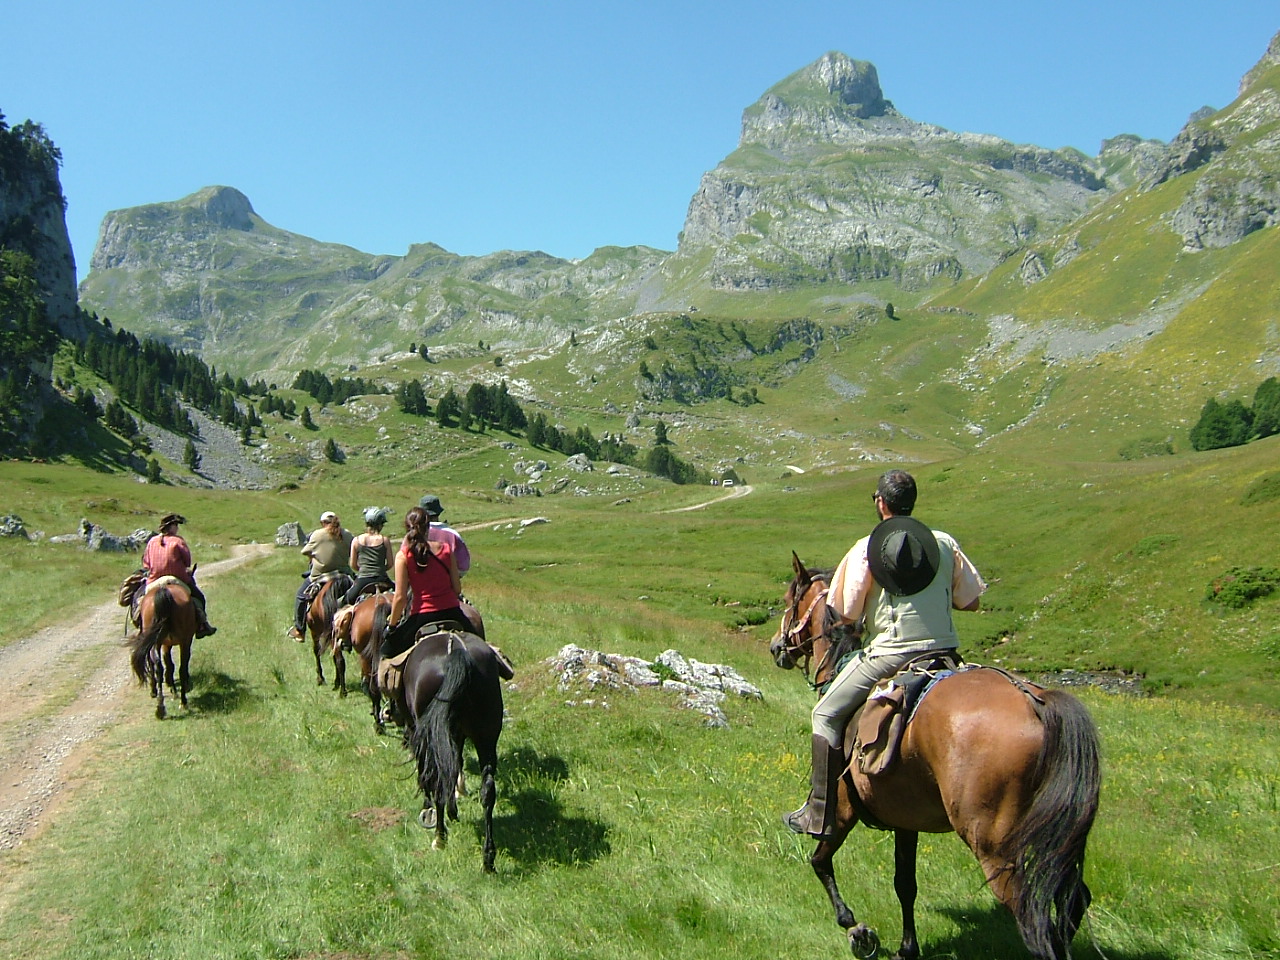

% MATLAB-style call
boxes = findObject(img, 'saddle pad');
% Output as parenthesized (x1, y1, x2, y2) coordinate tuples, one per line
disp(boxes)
(144, 575, 184, 595)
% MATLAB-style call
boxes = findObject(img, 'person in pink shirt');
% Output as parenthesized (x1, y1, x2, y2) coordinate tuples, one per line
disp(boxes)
(417, 494, 470, 576)
(142, 513, 218, 638)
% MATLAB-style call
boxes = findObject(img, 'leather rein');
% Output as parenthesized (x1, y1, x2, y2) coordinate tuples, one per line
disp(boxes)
(778, 581, 842, 690)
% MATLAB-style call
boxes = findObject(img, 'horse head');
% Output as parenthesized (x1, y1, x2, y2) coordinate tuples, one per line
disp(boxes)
(770, 551, 827, 670)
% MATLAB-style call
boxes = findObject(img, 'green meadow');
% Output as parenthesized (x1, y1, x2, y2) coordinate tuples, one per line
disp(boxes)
(0, 441, 1276, 960)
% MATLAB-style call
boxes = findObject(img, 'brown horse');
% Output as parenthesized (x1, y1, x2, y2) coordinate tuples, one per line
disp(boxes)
(306, 575, 352, 689)
(129, 578, 197, 720)
(769, 553, 1100, 960)
(333, 589, 394, 731)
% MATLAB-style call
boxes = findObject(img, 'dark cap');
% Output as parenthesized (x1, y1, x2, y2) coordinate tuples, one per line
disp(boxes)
(418, 495, 444, 517)
(867, 516, 940, 596)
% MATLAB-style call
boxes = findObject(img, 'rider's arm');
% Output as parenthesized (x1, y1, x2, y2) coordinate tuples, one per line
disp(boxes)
(950, 542, 986, 611)
(447, 551, 461, 599)
(349, 535, 360, 571)
(389, 550, 410, 625)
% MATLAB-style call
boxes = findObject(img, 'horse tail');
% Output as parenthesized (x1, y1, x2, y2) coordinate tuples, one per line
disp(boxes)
(369, 601, 391, 657)
(1004, 688, 1101, 960)
(130, 586, 172, 681)
(411, 638, 480, 820)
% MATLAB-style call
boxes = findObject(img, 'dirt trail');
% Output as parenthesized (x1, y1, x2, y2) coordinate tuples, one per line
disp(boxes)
(660, 483, 753, 513)
(0, 543, 274, 852)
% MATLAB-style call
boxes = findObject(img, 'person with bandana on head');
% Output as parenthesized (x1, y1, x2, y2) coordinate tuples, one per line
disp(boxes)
(287, 510, 354, 640)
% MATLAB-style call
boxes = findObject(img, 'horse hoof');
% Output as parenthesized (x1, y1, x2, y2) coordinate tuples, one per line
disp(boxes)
(432, 836, 446, 851)
(419, 808, 438, 829)
(848, 924, 879, 959)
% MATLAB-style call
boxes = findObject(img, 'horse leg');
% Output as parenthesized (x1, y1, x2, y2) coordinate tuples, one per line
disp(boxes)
(178, 643, 191, 710)
(152, 654, 167, 720)
(163, 646, 177, 695)
(477, 741, 498, 873)
(891, 830, 920, 960)
(333, 645, 346, 696)
(313, 634, 326, 686)
(811, 834, 879, 959)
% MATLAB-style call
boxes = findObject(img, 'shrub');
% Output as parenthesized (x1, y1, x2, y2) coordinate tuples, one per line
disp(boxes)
(1205, 566, 1280, 608)
(1119, 436, 1174, 460)
(1240, 473, 1280, 507)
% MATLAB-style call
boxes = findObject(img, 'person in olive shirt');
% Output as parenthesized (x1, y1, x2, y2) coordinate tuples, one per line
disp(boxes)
(288, 511, 355, 640)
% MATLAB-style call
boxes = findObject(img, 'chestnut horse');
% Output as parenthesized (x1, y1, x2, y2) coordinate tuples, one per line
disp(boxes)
(769, 553, 1100, 960)
(333, 589, 394, 731)
(129, 578, 197, 720)
(398, 629, 504, 872)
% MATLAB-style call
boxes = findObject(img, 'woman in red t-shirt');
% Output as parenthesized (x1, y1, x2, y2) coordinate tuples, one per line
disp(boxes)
(380, 507, 470, 659)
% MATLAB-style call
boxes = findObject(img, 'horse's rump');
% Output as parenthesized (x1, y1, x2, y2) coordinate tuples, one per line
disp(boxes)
(854, 667, 1055, 833)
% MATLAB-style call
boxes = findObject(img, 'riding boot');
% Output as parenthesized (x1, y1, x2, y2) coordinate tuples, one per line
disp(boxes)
(783, 734, 843, 839)
(195, 609, 218, 638)
(288, 598, 308, 640)
(189, 583, 217, 637)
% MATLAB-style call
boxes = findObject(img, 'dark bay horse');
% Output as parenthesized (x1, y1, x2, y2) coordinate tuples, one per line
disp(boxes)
(129, 578, 197, 720)
(306, 575, 352, 689)
(397, 629, 504, 872)
(769, 553, 1100, 960)
(336, 594, 489, 735)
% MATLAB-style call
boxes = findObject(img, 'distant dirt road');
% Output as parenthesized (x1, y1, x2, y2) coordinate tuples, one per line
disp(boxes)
(660, 484, 753, 513)
(0, 543, 274, 852)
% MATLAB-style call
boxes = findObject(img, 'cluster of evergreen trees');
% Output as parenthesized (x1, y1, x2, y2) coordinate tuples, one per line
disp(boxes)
(395, 375, 704, 483)
(0, 249, 59, 449)
(293, 369, 387, 406)
(1190, 378, 1280, 451)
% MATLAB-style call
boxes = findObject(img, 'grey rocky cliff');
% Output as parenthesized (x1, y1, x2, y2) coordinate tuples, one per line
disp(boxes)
(0, 123, 81, 338)
(677, 52, 1112, 291)
(1159, 31, 1280, 250)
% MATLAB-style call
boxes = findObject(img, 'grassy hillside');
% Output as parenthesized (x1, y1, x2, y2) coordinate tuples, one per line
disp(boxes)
(0, 455, 1276, 960)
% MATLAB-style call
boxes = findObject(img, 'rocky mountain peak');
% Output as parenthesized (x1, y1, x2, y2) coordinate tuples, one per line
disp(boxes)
(740, 52, 899, 148)
(801, 52, 887, 115)
(1239, 29, 1280, 95)
(184, 185, 256, 231)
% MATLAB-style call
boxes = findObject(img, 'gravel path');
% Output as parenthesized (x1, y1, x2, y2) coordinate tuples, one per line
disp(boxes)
(0, 544, 274, 851)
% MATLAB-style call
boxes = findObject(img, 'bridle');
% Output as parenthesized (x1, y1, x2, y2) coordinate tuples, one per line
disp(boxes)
(774, 576, 841, 690)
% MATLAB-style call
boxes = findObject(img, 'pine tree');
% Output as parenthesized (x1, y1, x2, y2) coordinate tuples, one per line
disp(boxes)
(183, 438, 201, 472)
(300, 406, 315, 430)
(146, 458, 162, 483)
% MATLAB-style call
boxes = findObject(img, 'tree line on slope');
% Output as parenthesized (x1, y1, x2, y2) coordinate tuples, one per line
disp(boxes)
(1189, 378, 1280, 451)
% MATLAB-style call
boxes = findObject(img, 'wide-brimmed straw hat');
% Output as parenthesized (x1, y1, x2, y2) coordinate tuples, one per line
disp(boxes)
(159, 513, 186, 528)
(867, 516, 940, 596)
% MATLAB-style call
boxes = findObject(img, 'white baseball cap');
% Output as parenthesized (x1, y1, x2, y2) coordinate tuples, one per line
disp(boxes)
(320, 511, 337, 523)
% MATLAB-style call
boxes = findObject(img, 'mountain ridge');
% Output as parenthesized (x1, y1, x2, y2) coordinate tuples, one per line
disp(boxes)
(73, 46, 1209, 376)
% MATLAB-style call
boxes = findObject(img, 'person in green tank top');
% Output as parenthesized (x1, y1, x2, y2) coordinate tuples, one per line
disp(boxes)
(344, 507, 394, 604)
(783, 469, 987, 839)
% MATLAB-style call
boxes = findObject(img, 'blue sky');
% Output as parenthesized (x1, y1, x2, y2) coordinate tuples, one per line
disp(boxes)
(3, 1, 1276, 281)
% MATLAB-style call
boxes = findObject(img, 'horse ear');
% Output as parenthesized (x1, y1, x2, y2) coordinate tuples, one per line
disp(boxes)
(792, 551, 806, 579)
